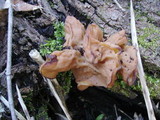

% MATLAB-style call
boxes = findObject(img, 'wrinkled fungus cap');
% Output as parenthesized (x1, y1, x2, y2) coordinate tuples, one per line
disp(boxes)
(119, 46, 138, 85)
(63, 16, 85, 48)
(40, 49, 80, 78)
(40, 16, 138, 90)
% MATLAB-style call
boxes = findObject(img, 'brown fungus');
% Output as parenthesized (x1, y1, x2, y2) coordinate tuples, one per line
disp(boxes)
(63, 16, 85, 48)
(40, 49, 81, 78)
(85, 23, 103, 42)
(119, 46, 138, 85)
(105, 30, 128, 47)
(40, 16, 138, 90)
(83, 24, 104, 64)
(72, 66, 109, 90)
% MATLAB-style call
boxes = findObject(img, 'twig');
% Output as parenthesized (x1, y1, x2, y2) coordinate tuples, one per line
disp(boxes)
(118, 108, 133, 120)
(0, 95, 26, 120)
(5, 0, 17, 119)
(29, 49, 45, 65)
(114, 105, 122, 120)
(16, 84, 32, 120)
(130, 0, 156, 120)
(113, 0, 126, 12)
(45, 78, 71, 120)
(114, 104, 118, 118)
(29, 49, 72, 120)
(0, 70, 5, 78)
(156, 102, 159, 109)
(55, 113, 68, 120)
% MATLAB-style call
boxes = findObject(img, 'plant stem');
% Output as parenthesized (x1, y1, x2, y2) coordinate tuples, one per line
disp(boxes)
(16, 84, 32, 120)
(113, 0, 126, 12)
(0, 95, 26, 120)
(130, 0, 156, 120)
(6, 0, 17, 119)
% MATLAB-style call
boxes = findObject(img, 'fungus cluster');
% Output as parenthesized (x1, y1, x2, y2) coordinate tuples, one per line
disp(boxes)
(40, 16, 138, 90)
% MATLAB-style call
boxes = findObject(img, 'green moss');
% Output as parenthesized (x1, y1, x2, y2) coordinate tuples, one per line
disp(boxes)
(40, 22, 64, 56)
(23, 92, 49, 118)
(145, 74, 160, 98)
(110, 74, 160, 98)
(47, 0, 54, 8)
(135, 9, 160, 51)
(36, 105, 51, 120)
(57, 71, 73, 94)
(39, 22, 72, 94)
(110, 80, 137, 98)
(138, 23, 160, 50)
(135, 10, 154, 23)
(131, 74, 160, 98)
(157, 11, 160, 16)
(135, 11, 147, 22)
(23, 92, 36, 113)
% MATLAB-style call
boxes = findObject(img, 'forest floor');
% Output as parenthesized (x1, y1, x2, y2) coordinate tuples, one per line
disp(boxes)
(0, 0, 160, 120)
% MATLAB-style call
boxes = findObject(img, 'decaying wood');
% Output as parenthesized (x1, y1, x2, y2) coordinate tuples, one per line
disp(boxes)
(12, 0, 42, 11)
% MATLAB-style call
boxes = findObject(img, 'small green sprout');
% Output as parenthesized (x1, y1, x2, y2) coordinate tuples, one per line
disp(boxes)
(96, 114, 105, 120)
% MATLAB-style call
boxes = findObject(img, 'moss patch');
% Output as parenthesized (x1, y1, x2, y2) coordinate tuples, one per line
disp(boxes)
(23, 92, 36, 114)
(110, 74, 160, 99)
(57, 71, 73, 94)
(110, 80, 138, 98)
(137, 23, 160, 50)
(35, 105, 51, 120)
(39, 22, 72, 94)
(130, 75, 160, 98)
(145, 74, 160, 98)
(40, 22, 64, 56)
(135, 10, 160, 51)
